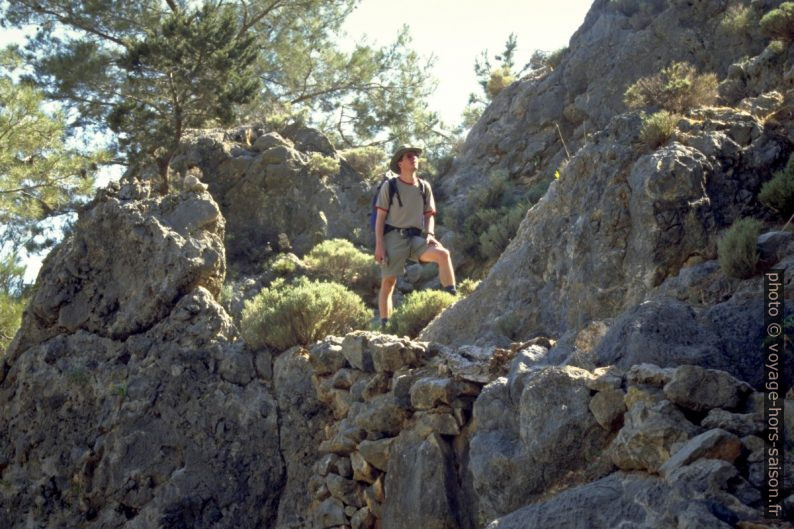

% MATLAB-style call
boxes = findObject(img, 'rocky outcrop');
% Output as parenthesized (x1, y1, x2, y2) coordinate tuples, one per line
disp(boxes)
(0, 182, 286, 529)
(440, 0, 785, 205)
(4, 179, 226, 372)
(167, 125, 372, 268)
(424, 106, 793, 348)
(302, 331, 792, 528)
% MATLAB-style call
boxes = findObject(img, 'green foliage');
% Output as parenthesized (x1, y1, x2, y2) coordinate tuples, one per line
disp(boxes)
(718, 218, 763, 279)
(0, 254, 29, 354)
(458, 278, 481, 296)
(448, 170, 534, 266)
(544, 47, 568, 70)
(640, 111, 679, 149)
(462, 33, 528, 129)
(110, 3, 259, 187)
(304, 238, 378, 297)
(760, 2, 794, 41)
(758, 154, 794, 217)
(486, 66, 515, 99)
(0, 48, 104, 255)
(241, 277, 369, 351)
(624, 62, 718, 113)
(479, 203, 526, 258)
(719, 4, 754, 34)
(469, 170, 513, 210)
(526, 177, 553, 204)
(218, 283, 234, 305)
(5, 2, 445, 182)
(0, 291, 25, 354)
(269, 254, 299, 276)
(340, 146, 386, 181)
(389, 290, 455, 338)
(307, 153, 340, 178)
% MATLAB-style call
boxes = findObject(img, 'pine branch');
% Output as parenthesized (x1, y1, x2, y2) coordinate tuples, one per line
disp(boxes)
(238, 0, 285, 36)
(27, 3, 130, 48)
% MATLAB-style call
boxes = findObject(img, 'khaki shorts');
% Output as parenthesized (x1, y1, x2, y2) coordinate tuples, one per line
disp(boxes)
(381, 230, 430, 278)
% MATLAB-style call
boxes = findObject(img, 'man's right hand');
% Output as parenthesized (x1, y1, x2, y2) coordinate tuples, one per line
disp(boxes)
(375, 245, 387, 264)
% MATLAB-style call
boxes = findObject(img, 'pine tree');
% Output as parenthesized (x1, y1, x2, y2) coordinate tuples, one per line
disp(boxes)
(4, 1, 447, 183)
(0, 47, 102, 255)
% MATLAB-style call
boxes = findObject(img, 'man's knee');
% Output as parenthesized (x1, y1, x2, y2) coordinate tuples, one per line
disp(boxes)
(422, 246, 450, 263)
(380, 276, 397, 291)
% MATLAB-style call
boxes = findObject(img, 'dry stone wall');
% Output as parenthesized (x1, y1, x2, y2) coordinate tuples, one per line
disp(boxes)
(302, 331, 794, 528)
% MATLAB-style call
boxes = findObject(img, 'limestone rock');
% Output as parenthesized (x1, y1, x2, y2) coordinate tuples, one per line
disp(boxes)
(609, 400, 700, 473)
(663, 365, 751, 412)
(4, 187, 225, 368)
(314, 498, 347, 528)
(659, 428, 742, 477)
(424, 100, 789, 347)
(0, 291, 283, 529)
(469, 366, 610, 521)
(358, 438, 394, 471)
(701, 409, 764, 437)
(310, 340, 350, 375)
(627, 364, 676, 388)
(350, 451, 378, 484)
(353, 395, 408, 436)
(170, 125, 371, 266)
(381, 433, 461, 529)
(274, 347, 335, 528)
(589, 388, 627, 431)
(410, 376, 456, 410)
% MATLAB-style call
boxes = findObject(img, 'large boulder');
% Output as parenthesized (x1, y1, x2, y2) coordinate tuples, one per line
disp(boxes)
(0, 183, 287, 529)
(168, 125, 372, 267)
(4, 180, 225, 369)
(0, 287, 284, 529)
(469, 366, 610, 521)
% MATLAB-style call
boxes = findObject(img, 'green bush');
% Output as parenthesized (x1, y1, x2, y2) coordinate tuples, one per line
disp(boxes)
(304, 238, 379, 296)
(389, 290, 456, 338)
(719, 4, 753, 34)
(458, 278, 481, 296)
(760, 2, 794, 41)
(526, 177, 552, 204)
(545, 47, 568, 70)
(270, 254, 299, 276)
(241, 277, 370, 350)
(758, 154, 794, 217)
(340, 146, 386, 181)
(469, 169, 512, 210)
(479, 203, 526, 258)
(307, 152, 340, 178)
(718, 218, 763, 279)
(0, 292, 25, 354)
(624, 62, 718, 113)
(487, 66, 515, 98)
(640, 110, 679, 149)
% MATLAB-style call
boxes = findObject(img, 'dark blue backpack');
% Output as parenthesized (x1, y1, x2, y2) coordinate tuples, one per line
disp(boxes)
(369, 176, 428, 232)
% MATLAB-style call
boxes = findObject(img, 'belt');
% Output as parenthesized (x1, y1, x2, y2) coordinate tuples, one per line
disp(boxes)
(384, 225, 422, 238)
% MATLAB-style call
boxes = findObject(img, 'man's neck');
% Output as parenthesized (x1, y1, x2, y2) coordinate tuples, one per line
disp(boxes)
(399, 171, 417, 184)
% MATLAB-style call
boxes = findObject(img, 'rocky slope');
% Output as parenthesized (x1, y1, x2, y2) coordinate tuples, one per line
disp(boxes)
(424, 0, 794, 349)
(3, 0, 794, 528)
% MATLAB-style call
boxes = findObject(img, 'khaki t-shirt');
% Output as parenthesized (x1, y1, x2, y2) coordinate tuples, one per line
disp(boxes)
(375, 177, 436, 230)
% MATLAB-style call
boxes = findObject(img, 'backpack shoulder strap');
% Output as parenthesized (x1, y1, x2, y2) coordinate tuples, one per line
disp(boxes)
(388, 176, 403, 208)
(418, 178, 429, 207)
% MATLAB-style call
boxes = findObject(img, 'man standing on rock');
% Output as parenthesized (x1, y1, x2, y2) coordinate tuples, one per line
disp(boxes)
(374, 145, 456, 330)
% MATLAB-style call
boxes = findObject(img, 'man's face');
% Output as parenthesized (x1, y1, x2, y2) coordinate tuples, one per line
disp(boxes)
(399, 151, 419, 172)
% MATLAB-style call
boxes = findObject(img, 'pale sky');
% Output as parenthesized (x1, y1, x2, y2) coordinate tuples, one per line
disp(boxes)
(341, 0, 594, 125)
